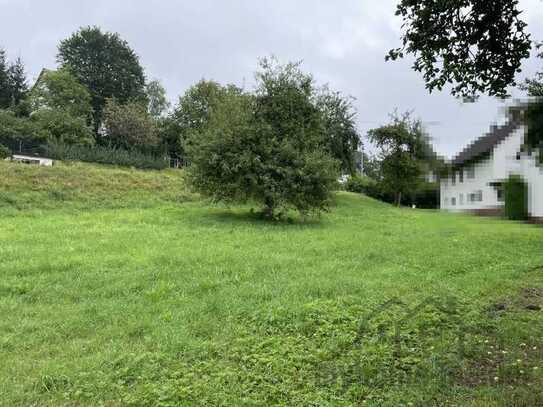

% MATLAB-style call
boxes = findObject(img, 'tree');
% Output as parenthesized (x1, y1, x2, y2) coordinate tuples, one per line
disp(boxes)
(362, 151, 382, 180)
(174, 80, 238, 136)
(156, 116, 184, 161)
(187, 59, 339, 219)
(7, 57, 28, 106)
(0, 49, 11, 108)
(519, 103, 543, 164)
(516, 46, 543, 162)
(368, 112, 430, 206)
(29, 69, 93, 119)
(103, 99, 159, 153)
(316, 87, 361, 175)
(0, 107, 93, 150)
(0, 109, 36, 140)
(146, 79, 170, 118)
(57, 26, 146, 134)
(1, 65, 93, 150)
(0, 143, 10, 159)
(388, 0, 531, 98)
(31, 109, 94, 146)
(163, 80, 241, 160)
(26, 69, 94, 147)
(0, 109, 42, 152)
(0, 50, 27, 109)
(520, 43, 543, 97)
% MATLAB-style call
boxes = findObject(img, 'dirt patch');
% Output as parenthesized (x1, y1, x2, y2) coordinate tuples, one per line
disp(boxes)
(457, 340, 543, 388)
(458, 289, 543, 388)
(519, 287, 543, 312)
(521, 287, 543, 299)
(487, 287, 543, 317)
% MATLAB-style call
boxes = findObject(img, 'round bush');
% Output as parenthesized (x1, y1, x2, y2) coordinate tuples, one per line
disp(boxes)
(0, 144, 11, 159)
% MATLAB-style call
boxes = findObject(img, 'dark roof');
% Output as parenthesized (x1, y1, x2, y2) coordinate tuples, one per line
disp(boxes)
(452, 121, 520, 167)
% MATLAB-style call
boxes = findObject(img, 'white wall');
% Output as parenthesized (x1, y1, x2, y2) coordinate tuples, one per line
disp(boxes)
(491, 127, 524, 180)
(441, 158, 500, 212)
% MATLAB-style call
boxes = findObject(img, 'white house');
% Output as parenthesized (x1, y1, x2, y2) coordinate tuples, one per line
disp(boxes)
(440, 121, 543, 221)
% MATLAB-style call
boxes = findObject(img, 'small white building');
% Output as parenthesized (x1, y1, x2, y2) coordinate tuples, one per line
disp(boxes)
(10, 155, 54, 167)
(440, 121, 543, 221)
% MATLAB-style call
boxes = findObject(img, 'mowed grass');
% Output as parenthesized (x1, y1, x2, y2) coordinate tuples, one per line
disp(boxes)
(1, 161, 543, 406)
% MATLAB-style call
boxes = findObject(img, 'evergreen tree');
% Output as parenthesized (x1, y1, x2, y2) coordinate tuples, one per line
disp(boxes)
(7, 57, 28, 106)
(0, 48, 11, 108)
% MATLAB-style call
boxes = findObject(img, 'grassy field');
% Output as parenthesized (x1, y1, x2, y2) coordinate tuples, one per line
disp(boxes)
(1, 161, 543, 406)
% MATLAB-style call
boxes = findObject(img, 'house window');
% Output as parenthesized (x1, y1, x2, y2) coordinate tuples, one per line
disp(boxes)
(459, 193, 464, 205)
(451, 197, 457, 206)
(476, 190, 483, 202)
(451, 173, 456, 185)
(467, 166, 475, 179)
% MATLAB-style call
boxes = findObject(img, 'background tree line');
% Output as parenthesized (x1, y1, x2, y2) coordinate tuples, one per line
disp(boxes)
(0, 26, 361, 175)
(0, 27, 363, 216)
(3, 0, 542, 214)
(0, 26, 170, 168)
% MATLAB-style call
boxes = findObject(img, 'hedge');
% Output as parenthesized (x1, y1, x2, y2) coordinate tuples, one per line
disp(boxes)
(504, 175, 528, 220)
(345, 175, 439, 209)
(43, 142, 169, 170)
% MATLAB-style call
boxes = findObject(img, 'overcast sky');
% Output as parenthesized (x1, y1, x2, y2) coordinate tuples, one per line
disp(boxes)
(1, 0, 543, 158)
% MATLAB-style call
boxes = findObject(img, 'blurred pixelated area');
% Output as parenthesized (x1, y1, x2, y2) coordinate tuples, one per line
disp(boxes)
(439, 101, 543, 223)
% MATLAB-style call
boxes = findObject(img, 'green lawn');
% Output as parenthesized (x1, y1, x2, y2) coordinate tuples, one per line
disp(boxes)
(1, 162, 543, 406)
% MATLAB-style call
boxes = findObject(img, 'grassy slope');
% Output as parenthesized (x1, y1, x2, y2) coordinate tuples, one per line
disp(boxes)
(0, 161, 193, 211)
(1, 161, 543, 406)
